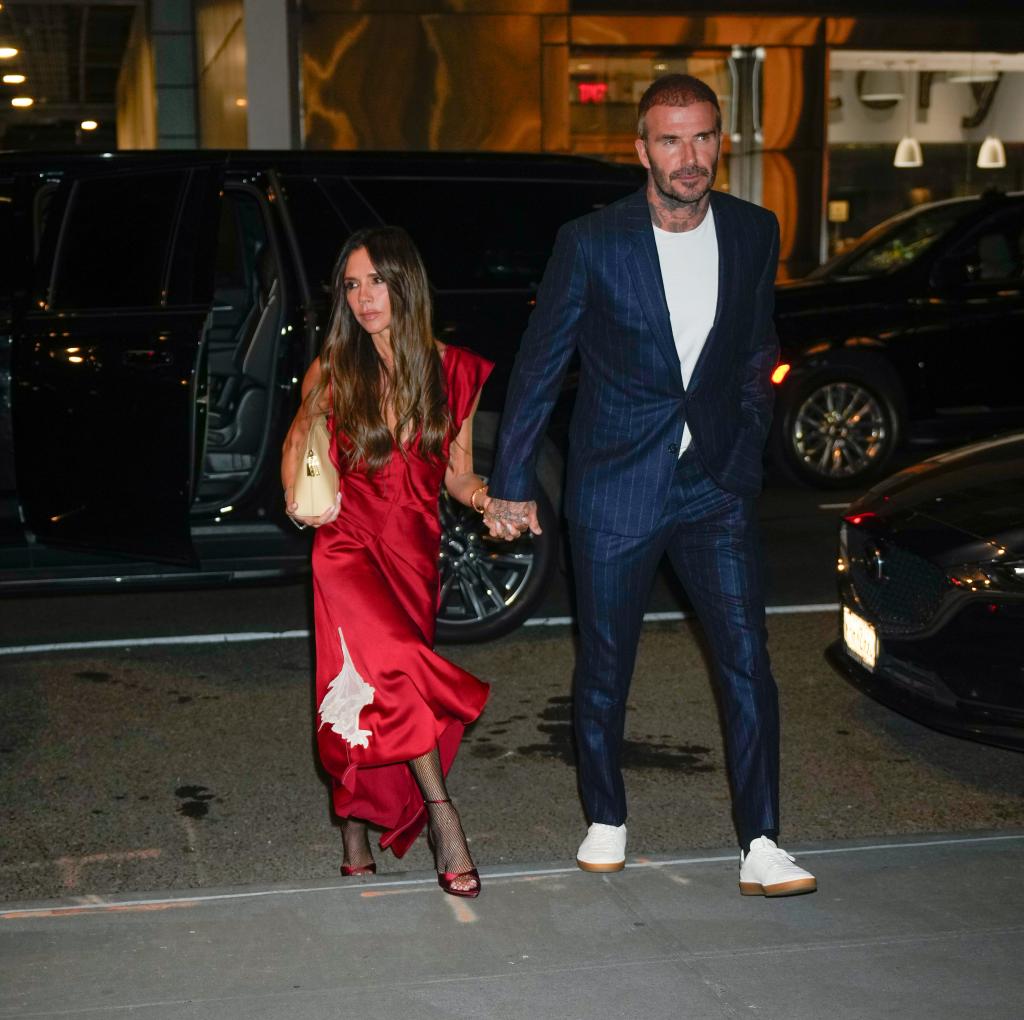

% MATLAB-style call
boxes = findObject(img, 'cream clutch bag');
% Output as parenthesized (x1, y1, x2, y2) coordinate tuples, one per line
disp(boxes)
(293, 414, 339, 518)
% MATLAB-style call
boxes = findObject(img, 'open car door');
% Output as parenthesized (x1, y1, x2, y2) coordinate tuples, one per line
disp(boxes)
(12, 162, 223, 564)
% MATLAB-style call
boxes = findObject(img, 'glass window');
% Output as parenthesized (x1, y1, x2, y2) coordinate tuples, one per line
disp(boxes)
(940, 208, 1024, 285)
(207, 190, 271, 351)
(568, 51, 732, 173)
(51, 171, 184, 309)
(33, 184, 56, 258)
(0, 181, 42, 321)
(826, 200, 972, 278)
(341, 177, 638, 291)
(213, 190, 267, 292)
(213, 197, 247, 293)
(0, 184, 12, 319)
(0, 184, 13, 497)
(826, 52, 1024, 259)
(278, 175, 355, 300)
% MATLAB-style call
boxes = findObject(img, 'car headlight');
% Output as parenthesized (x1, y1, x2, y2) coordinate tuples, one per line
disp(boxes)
(948, 560, 1024, 593)
(996, 560, 1024, 589)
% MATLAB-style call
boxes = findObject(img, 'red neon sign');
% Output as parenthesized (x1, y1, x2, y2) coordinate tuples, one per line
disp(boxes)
(578, 82, 609, 104)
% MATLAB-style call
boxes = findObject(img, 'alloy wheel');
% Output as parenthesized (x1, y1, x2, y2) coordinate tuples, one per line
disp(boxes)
(791, 380, 890, 481)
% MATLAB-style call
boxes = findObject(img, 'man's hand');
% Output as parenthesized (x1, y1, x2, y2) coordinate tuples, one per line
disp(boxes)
(483, 497, 541, 541)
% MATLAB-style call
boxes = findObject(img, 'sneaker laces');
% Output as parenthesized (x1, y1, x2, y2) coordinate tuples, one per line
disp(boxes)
(584, 824, 624, 850)
(745, 836, 795, 865)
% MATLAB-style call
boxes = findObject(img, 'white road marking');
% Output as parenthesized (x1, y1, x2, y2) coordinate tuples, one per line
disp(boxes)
(819, 502, 849, 510)
(0, 630, 310, 656)
(0, 604, 841, 657)
(2, 833, 1021, 919)
(524, 603, 840, 628)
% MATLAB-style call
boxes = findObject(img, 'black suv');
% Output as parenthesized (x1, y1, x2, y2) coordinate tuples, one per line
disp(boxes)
(772, 191, 1024, 488)
(0, 150, 640, 640)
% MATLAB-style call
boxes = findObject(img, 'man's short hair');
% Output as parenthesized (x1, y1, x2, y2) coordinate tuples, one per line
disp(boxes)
(637, 74, 722, 138)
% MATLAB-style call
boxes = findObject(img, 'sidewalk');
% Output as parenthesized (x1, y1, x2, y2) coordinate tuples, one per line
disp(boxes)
(2, 831, 1022, 1019)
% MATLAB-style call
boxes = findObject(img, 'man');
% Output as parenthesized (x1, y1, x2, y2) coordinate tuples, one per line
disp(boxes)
(483, 74, 815, 897)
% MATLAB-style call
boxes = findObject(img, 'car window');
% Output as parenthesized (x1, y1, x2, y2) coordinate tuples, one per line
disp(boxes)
(33, 184, 57, 258)
(214, 189, 267, 292)
(0, 183, 13, 497)
(0, 183, 12, 320)
(207, 189, 272, 350)
(277, 175, 354, 301)
(938, 208, 1024, 286)
(824, 201, 972, 279)
(50, 171, 185, 309)
(341, 177, 635, 291)
(0, 179, 43, 323)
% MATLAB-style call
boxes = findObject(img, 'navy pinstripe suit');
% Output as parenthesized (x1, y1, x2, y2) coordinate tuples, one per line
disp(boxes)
(489, 187, 782, 849)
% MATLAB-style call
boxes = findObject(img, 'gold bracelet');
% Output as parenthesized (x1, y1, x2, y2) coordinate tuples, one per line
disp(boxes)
(470, 484, 488, 514)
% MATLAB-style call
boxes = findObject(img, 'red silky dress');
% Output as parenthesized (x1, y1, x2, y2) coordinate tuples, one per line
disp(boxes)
(311, 345, 492, 858)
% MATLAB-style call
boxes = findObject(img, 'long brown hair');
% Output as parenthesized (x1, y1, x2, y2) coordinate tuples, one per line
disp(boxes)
(311, 226, 449, 471)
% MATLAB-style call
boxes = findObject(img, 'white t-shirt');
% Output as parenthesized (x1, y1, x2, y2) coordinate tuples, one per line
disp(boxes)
(653, 207, 719, 454)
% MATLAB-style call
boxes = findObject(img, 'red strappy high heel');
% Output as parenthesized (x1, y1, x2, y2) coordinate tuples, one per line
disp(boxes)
(340, 862, 377, 877)
(340, 817, 376, 877)
(425, 798, 481, 899)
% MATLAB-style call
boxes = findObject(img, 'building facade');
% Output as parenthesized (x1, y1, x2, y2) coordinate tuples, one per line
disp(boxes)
(116, 1, 1024, 278)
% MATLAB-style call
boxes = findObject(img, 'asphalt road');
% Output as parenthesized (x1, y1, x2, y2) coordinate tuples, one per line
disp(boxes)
(2, 472, 1022, 904)
(0, 473, 850, 652)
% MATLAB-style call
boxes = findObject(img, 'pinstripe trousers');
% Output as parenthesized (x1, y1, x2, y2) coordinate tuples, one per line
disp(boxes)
(569, 449, 780, 850)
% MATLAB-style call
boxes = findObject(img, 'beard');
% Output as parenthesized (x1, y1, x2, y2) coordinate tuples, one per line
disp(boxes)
(651, 160, 715, 207)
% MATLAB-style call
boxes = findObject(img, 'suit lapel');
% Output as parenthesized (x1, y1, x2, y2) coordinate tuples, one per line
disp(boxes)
(622, 192, 682, 384)
(688, 190, 736, 393)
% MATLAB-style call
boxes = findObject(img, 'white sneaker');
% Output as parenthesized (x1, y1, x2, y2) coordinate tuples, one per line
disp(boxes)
(576, 823, 627, 873)
(739, 836, 817, 897)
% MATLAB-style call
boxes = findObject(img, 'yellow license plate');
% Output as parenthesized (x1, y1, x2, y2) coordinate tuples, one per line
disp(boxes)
(843, 606, 878, 671)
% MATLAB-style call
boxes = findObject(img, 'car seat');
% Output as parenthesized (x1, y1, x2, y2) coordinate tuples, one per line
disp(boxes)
(205, 242, 281, 462)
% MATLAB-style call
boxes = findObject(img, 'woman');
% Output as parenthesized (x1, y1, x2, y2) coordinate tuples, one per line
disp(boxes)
(281, 226, 492, 898)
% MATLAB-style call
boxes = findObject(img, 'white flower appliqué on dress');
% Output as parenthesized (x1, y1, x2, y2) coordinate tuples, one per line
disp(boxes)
(318, 627, 375, 749)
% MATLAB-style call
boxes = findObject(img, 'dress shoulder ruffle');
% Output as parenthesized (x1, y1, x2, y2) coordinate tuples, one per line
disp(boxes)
(444, 345, 494, 432)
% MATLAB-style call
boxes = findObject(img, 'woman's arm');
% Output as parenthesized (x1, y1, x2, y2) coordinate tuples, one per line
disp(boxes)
(281, 358, 340, 528)
(444, 393, 488, 509)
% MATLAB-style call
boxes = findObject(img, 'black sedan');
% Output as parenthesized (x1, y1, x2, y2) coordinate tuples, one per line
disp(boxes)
(829, 432, 1024, 750)
(772, 190, 1024, 488)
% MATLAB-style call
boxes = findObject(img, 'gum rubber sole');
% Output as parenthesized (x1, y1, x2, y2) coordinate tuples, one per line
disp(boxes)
(577, 858, 626, 873)
(739, 878, 817, 896)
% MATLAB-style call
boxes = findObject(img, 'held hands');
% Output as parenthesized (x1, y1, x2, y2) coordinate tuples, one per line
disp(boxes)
(285, 489, 341, 530)
(482, 496, 542, 541)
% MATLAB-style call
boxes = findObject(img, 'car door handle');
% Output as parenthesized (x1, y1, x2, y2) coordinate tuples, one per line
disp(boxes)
(123, 349, 173, 367)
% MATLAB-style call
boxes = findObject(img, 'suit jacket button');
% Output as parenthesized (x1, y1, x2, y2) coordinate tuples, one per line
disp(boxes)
(666, 442, 677, 453)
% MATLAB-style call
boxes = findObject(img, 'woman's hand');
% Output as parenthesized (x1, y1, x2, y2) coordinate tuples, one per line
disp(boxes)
(285, 489, 341, 529)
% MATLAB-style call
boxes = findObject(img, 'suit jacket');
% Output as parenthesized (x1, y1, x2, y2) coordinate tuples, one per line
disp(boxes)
(489, 187, 780, 538)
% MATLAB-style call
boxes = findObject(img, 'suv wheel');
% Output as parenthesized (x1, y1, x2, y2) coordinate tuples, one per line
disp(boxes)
(777, 368, 901, 488)
(434, 464, 557, 644)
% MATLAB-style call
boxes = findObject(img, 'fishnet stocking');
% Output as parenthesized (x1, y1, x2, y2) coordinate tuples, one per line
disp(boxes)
(340, 817, 374, 871)
(408, 748, 478, 894)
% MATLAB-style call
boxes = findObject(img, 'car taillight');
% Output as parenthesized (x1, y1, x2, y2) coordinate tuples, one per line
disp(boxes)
(770, 363, 791, 385)
(843, 511, 880, 527)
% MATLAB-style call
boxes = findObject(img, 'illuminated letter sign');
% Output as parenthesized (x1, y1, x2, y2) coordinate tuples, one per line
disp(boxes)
(578, 82, 609, 104)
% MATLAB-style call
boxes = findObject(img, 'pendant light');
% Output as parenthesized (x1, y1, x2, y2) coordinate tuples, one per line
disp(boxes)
(860, 69, 904, 102)
(893, 71, 922, 168)
(894, 137, 923, 167)
(977, 135, 1006, 169)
